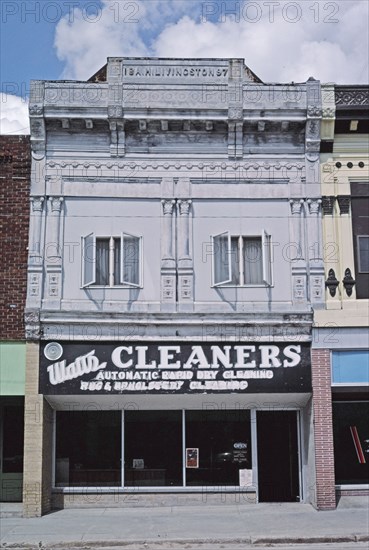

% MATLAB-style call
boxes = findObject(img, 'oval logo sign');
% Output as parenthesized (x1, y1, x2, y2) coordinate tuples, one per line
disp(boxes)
(234, 442, 247, 449)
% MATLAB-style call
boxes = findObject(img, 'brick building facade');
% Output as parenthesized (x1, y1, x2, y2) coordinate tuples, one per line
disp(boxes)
(0, 135, 30, 502)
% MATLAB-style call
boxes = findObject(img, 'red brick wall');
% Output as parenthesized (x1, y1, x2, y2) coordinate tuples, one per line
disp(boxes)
(0, 136, 31, 340)
(311, 348, 336, 510)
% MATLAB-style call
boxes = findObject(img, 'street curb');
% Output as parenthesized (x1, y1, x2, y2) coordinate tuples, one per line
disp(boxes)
(2, 534, 369, 549)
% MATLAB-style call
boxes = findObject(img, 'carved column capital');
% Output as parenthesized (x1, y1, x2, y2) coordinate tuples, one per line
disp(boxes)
(161, 199, 176, 216)
(321, 196, 335, 215)
(307, 199, 322, 215)
(289, 199, 304, 215)
(337, 195, 350, 215)
(178, 199, 192, 216)
(49, 197, 64, 213)
(31, 196, 44, 213)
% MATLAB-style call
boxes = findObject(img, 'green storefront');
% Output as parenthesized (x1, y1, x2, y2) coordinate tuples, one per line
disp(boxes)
(0, 343, 25, 502)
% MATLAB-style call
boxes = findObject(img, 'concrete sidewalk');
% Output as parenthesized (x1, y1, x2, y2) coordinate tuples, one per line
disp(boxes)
(1, 497, 368, 549)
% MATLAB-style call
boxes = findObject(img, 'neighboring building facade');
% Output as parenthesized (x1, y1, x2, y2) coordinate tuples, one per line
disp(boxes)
(23, 57, 335, 517)
(0, 136, 30, 502)
(316, 85, 369, 500)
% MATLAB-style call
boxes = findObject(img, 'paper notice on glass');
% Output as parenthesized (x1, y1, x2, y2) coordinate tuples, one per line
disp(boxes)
(239, 468, 253, 487)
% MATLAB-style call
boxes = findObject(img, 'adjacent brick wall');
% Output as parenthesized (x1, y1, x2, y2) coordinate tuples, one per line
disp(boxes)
(0, 136, 31, 340)
(311, 349, 336, 510)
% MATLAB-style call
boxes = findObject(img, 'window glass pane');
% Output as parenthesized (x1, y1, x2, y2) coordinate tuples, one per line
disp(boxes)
(124, 410, 182, 487)
(332, 351, 369, 384)
(123, 235, 140, 286)
(333, 401, 369, 484)
(243, 238, 263, 284)
(82, 233, 95, 286)
(213, 233, 230, 285)
(358, 236, 369, 272)
(114, 238, 121, 285)
(186, 410, 251, 487)
(231, 237, 240, 285)
(95, 239, 109, 285)
(55, 411, 121, 487)
(2, 405, 24, 473)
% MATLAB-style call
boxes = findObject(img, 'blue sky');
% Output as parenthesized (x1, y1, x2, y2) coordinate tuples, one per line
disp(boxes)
(1, 0, 368, 134)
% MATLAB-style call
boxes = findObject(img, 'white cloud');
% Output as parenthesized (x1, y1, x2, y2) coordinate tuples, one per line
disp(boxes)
(53, 0, 368, 84)
(0, 94, 29, 135)
(54, 0, 200, 80)
(152, 1, 369, 84)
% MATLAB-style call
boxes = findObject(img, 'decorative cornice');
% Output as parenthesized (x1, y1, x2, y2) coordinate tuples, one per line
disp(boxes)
(335, 87, 369, 107)
(46, 160, 306, 172)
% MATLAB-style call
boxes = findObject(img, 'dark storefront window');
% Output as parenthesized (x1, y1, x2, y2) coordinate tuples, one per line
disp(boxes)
(54, 409, 253, 488)
(185, 410, 251, 486)
(124, 410, 182, 486)
(2, 404, 24, 474)
(333, 401, 369, 484)
(55, 411, 121, 487)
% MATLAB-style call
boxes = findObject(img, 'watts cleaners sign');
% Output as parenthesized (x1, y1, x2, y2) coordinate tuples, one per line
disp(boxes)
(39, 342, 311, 395)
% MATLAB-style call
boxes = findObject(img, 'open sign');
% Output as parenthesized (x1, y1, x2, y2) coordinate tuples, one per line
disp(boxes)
(234, 442, 247, 449)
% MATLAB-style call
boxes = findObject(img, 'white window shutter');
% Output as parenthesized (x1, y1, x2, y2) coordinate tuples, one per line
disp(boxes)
(212, 231, 232, 286)
(121, 232, 141, 287)
(262, 230, 272, 286)
(81, 232, 96, 287)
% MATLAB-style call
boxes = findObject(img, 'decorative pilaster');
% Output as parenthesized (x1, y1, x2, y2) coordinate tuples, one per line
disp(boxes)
(177, 199, 194, 311)
(160, 199, 176, 311)
(161, 200, 176, 261)
(29, 197, 44, 262)
(290, 199, 307, 305)
(307, 199, 325, 305)
(289, 199, 305, 260)
(177, 199, 192, 262)
(44, 197, 63, 306)
(228, 59, 243, 159)
(305, 78, 322, 196)
(29, 81, 45, 158)
(321, 84, 336, 142)
(27, 197, 45, 308)
(306, 199, 322, 261)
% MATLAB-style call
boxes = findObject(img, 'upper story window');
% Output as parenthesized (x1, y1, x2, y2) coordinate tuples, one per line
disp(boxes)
(82, 233, 142, 288)
(211, 231, 272, 287)
(357, 236, 369, 273)
(351, 183, 369, 299)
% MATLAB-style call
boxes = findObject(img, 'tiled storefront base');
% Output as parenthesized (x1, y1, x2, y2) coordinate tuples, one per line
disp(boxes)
(52, 491, 257, 509)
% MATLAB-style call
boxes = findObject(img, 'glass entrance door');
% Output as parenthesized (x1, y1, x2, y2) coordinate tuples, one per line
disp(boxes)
(257, 410, 300, 502)
(0, 399, 24, 502)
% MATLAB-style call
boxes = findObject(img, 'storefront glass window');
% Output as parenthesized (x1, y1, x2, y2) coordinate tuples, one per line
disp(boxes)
(185, 410, 251, 486)
(333, 401, 369, 484)
(124, 410, 182, 487)
(2, 404, 24, 474)
(55, 411, 121, 487)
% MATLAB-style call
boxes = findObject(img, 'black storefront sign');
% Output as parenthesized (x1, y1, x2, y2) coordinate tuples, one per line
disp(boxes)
(39, 342, 311, 395)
